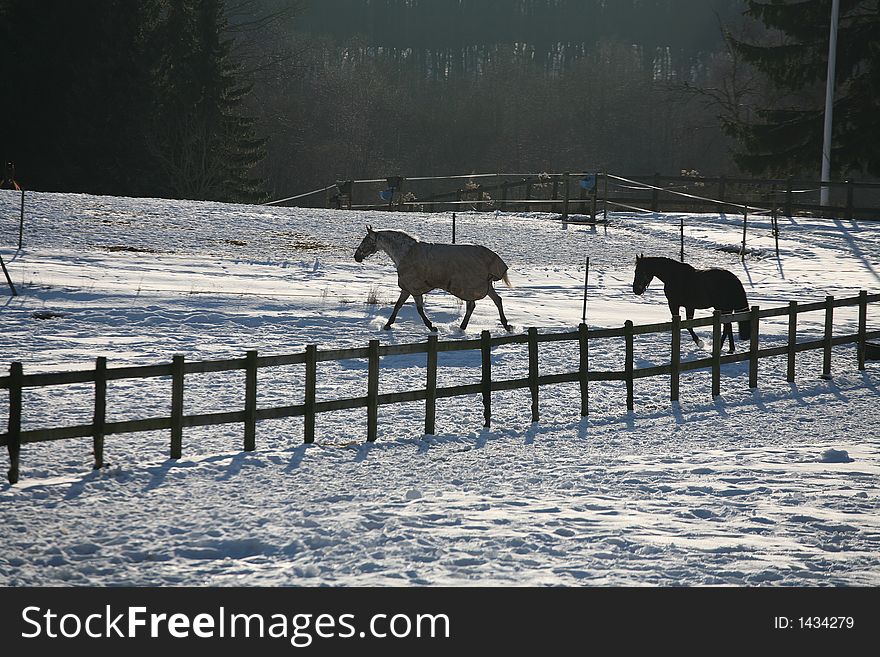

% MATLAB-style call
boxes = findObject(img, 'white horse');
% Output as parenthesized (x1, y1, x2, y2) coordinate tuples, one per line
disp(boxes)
(354, 226, 512, 332)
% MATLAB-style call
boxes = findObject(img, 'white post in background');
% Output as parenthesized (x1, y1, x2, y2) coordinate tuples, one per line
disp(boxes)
(820, 0, 840, 210)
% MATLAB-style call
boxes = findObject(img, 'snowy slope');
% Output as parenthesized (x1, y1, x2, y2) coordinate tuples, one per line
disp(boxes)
(0, 189, 878, 586)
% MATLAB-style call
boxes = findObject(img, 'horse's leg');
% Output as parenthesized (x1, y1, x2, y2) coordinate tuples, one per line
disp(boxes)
(384, 290, 411, 329)
(724, 318, 735, 353)
(487, 285, 511, 331)
(460, 300, 476, 331)
(413, 294, 436, 332)
(685, 307, 704, 348)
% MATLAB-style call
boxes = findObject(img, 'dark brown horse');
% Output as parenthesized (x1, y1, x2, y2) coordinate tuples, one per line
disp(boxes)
(632, 255, 750, 352)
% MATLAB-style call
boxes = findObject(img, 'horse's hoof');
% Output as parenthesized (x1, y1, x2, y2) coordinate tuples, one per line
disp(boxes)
(429, 326, 437, 332)
(504, 324, 512, 332)
(382, 324, 392, 331)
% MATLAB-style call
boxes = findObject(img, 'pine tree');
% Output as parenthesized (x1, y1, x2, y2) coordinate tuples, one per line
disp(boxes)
(147, 0, 266, 202)
(727, 0, 880, 178)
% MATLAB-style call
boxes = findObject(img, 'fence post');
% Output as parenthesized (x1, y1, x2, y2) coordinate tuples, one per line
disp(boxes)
(749, 306, 760, 389)
(785, 178, 793, 219)
(481, 330, 492, 428)
(590, 181, 598, 223)
(602, 170, 608, 223)
(787, 301, 798, 382)
(741, 207, 748, 260)
(170, 354, 184, 459)
(858, 290, 867, 371)
(712, 311, 721, 398)
(822, 296, 834, 379)
(562, 172, 570, 222)
(845, 180, 854, 221)
(304, 345, 317, 444)
(578, 323, 589, 416)
(680, 216, 685, 262)
(19, 190, 25, 249)
(772, 206, 780, 259)
(6, 362, 22, 484)
(0, 253, 16, 297)
(425, 334, 438, 435)
(244, 350, 257, 451)
(625, 320, 634, 411)
(671, 315, 680, 402)
(367, 339, 379, 442)
(528, 328, 539, 422)
(93, 356, 107, 469)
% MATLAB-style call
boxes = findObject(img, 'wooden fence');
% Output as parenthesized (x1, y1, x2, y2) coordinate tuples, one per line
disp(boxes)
(270, 172, 880, 221)
(2, 292, 878, 484)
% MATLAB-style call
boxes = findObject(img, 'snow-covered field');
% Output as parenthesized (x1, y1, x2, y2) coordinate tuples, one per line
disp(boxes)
(1, 189, 879, 586)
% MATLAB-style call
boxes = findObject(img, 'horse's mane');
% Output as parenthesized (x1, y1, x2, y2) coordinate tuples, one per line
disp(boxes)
(377, 229, 420, 243)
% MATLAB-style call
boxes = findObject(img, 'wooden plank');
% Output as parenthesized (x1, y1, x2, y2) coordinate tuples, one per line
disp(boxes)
(315, 397, 367, 413)
(537, 372, 580, 386)
(749, 306, 759, 389)
(711, 311, 721, 398)
(823, 296, 834, 378)
(632, 364, 673, 379)
(6, 362, 22, 484)
(184, 358, 246, 375)
(316, 346, 370, 363)
(858, 290, 867, 371)
(436, 382, 483, 399)
(106, 363, 172, 381)
(256, 353, 306, 368)
(435, 338, 482, 353)
(481, 331, 492, 428)
(535, 330, 580, 343)
(20, 369, 96, 387)
(491, 377, 531, 393)
(381, 342, 430, 357)
(787, 301, 797, 382)
(491, 333, 529, 347)
(255, 404, 305, 422)
(183, 411, 245, 429)
(367, 340, 379, 442)
(170, 354, 184, 459)
(425, 335, 438, 435)
(579, 323, 589, 416)
(93, 356, 106, 470)
(304, 345, 317, 444)
(671, 314, 680, 402)
(377, 389, 428, 405)
(244, 350, 257, 451)
(528, 328, 539, 422)
(625, 321, 634, 411)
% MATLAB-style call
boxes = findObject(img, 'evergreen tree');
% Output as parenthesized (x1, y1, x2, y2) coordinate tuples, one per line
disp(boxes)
(148, 0, 267, 201)
(726, 0, 880, 178)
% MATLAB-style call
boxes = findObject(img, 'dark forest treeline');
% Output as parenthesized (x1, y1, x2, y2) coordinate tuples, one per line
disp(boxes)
(11, 1, 868, 203)
(241, 0, 748, 198)
(0, 0, 264, 200)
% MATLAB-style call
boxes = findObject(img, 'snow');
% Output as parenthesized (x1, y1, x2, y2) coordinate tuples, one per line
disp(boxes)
(1, 189, 879, 586)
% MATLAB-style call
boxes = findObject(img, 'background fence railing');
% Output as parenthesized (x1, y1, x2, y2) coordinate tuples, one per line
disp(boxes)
(267, 172, 880, 221)
(3, 292, 878, 485)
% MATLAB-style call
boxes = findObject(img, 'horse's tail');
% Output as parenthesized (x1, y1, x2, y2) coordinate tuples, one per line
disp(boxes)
(734, 276, 750, 340)
(501, 272, 512, 288)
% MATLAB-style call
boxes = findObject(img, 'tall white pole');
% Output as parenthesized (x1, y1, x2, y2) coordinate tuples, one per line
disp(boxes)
(820, 0, 840, 209)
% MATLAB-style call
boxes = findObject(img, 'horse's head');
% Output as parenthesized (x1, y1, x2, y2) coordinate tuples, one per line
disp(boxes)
(632, 254, 653, 295)
(354, 225, 378, 263)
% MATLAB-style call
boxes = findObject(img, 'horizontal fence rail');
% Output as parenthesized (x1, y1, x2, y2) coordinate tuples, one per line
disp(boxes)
(269, 172, 880, 221)
(2, 292, 879, 484)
